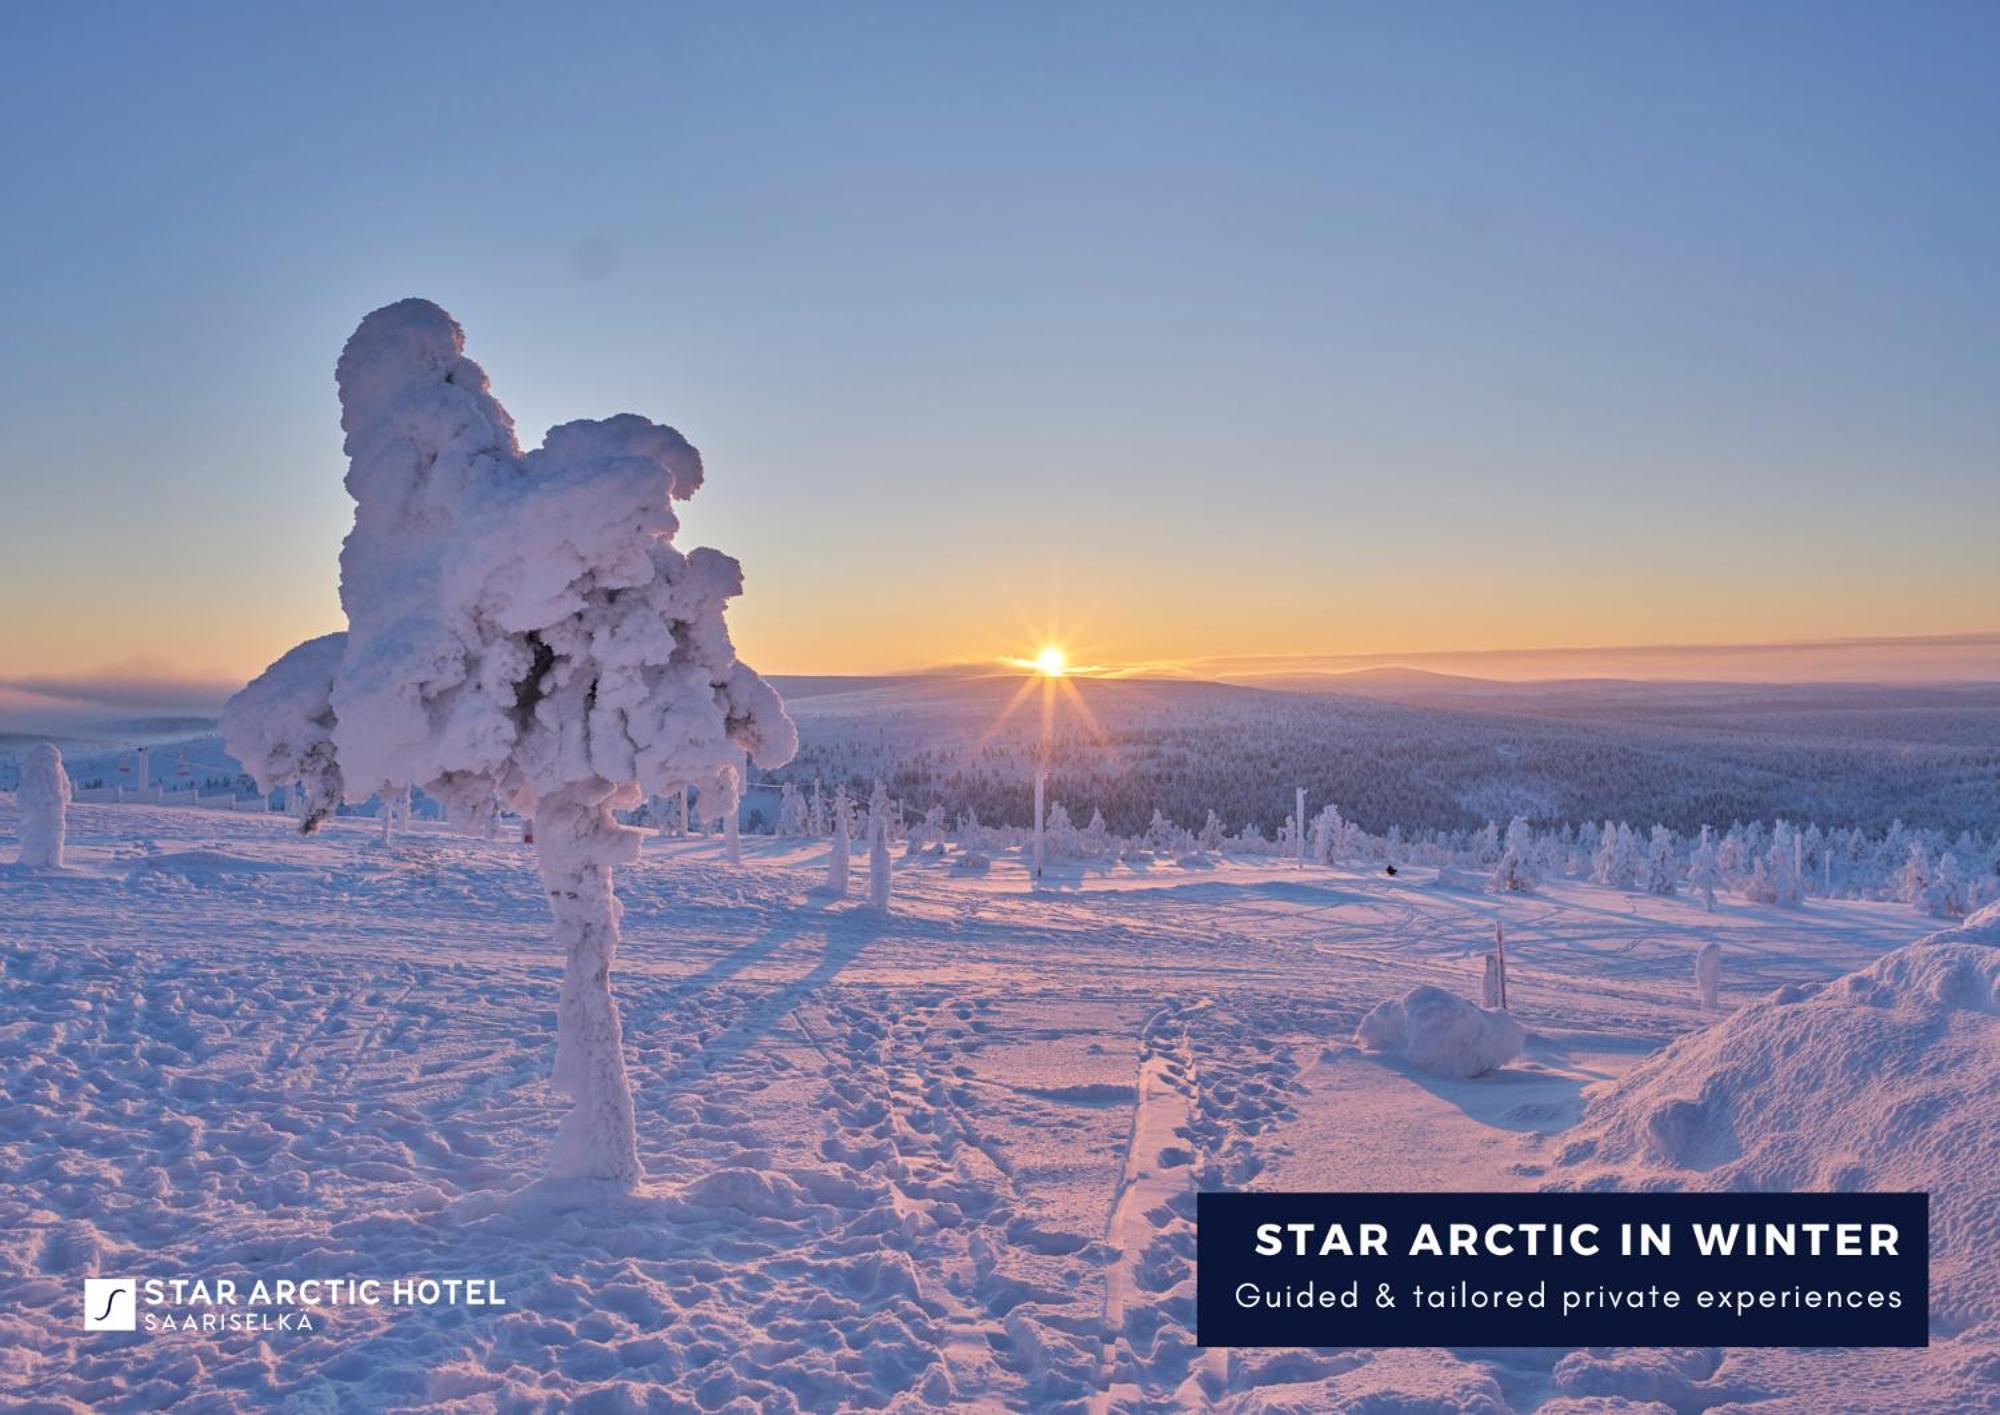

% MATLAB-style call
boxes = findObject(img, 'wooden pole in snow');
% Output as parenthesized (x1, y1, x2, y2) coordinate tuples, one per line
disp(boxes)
(1494, 918, 1508, 1011)
(1295, 787, 1306, 868)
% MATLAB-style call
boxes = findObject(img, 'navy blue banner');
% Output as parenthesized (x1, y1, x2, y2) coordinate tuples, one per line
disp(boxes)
(1197, 1191, 1927, 1348)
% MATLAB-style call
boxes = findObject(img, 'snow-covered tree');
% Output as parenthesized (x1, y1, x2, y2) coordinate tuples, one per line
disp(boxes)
(1082, 807, 1111, 858)
(826, 785, 852, 895)
(1695, 941, 1722, 1011)
(1487, 816, 1537, 893)
(1897, 842, 1932, 904)
(1641, 825, 1678, 895)
(1921, 853, 1967, 918)
(1045, 800, 1078, 859)
(1197, 808, 1225, 853)
(1717, 826, 1746, 879)
(1311, 803, 1343, 865)
(1760, 821, 1804, 906)
(1686, 826, 1724, 911)
(17, 741, 71, 868)
(714, 756, 743, 864)
(914, 803, 946, 854)
(1592, 822, 1639, 889)
(868, 806, 891, 911)
(776, 781, 806, 837)
(222, 300, 795, 1187)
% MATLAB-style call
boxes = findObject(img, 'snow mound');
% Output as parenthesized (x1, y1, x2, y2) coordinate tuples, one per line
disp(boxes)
(1356, 985, 1525, 1078)
(1554, 903, 2000, 1334)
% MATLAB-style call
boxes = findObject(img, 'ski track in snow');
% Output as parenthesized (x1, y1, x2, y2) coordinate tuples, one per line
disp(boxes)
(0, 800, 1957, 1411)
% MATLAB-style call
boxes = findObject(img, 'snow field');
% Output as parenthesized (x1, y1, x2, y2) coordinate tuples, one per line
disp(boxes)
(0, 799, 1976, 1411)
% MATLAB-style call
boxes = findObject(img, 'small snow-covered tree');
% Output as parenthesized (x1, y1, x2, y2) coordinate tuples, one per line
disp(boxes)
(1082, 807, 1111, 858)
(1694, 941, 1722, 1010)
(826, 785, 852, 895)
(1487, 816, 1537, 893)
(1590, 822, 1618, 885)
(1311, 803, 1342, 865)
(777, 781, 806, 837)
(868, 807, 891, 911)
(1045, 800, 1078, 860)
(914, 803, 946, 854)
(222, 300, 795, 1187)
(1922, 853, 1966, 918)
(1761, 821, 1803, 906)
(1144, 808, 1177, 855)
(713, 756, 743, 864)
(1197, 809, 1225, 853)
(17, 742, 71, 868)
(1717, 826, 1745, 879)
(1642, 825, 1678, 895)
(1897, 842, 1932, 904)
(1593, 822, 1640, 889)
(1686, 826, 1724, 911)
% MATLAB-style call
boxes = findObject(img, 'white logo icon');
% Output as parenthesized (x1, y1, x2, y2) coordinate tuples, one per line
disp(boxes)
(84, 1278, 137, 1331)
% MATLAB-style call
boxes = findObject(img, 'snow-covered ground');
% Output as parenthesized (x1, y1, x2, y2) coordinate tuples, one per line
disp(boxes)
(1, 800, 1987, 1411)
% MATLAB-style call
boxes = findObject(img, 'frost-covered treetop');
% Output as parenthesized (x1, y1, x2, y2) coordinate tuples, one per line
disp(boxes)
(227, 297, 795, 828)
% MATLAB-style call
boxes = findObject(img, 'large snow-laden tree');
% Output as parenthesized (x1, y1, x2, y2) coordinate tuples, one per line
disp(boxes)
(221, 299, 796, 1187)
(17, 741, 72, 868)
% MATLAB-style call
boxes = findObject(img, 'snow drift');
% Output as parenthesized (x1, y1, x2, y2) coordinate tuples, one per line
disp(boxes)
(1356, 985, 1525, 1078)
(1554, 901, 2000, 1336)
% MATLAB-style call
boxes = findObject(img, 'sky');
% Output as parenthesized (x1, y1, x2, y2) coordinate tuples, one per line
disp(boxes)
(2, 2, 1996, 691)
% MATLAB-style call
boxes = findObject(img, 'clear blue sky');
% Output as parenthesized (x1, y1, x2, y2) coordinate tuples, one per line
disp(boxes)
(3, 2, 1996, 681)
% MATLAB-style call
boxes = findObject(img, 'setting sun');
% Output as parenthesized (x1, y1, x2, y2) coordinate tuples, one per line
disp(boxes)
(1034, 645, 1067, 677)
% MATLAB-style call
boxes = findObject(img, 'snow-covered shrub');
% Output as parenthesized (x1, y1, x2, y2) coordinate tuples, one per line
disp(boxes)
(223, 299, 795, 1186)
(1355, 985, 1524, 1078)
(17, 741, 71, 868)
